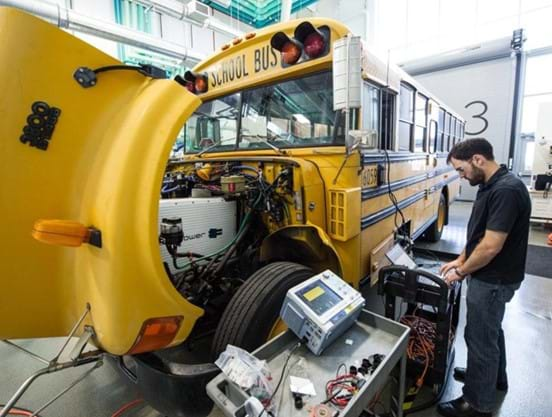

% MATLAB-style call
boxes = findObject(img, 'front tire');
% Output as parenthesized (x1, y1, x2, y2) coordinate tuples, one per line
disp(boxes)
(211, 262, 312, 359)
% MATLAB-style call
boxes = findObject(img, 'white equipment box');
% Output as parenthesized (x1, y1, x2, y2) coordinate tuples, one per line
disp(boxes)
(159, 198, 237, 273)
(280, 270, 365, 355)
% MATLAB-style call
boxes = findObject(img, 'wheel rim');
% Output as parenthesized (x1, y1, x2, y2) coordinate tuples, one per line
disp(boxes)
(437, 197, 446, 232)
(268, 318, 288, 339)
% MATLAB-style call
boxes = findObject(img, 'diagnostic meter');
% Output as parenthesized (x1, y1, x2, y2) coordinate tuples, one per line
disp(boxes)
(280, 270, 365, 355)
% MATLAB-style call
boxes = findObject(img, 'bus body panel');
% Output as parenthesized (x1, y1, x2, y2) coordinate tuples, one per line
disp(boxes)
(0, 7, 204, 354)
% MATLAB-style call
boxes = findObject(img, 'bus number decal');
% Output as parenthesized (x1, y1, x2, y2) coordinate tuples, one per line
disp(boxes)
(361, 166, 379, 188)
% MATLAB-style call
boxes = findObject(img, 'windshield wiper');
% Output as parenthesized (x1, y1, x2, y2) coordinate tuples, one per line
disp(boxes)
(196, 142, 223, 156)
(250, 135, 286, 155)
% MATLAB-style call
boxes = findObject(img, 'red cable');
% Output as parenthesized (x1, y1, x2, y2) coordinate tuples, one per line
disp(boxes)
(5, 411, 32, 416)
(111, 399, 144, 417)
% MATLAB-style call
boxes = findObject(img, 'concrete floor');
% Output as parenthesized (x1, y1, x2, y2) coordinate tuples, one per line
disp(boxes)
(1, 201, 551, 417)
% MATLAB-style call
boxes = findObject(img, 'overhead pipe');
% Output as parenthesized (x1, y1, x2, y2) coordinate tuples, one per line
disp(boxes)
(133, 0, 243, 37)
(281, 0, 292, 22)
(0, 0, 206, 63)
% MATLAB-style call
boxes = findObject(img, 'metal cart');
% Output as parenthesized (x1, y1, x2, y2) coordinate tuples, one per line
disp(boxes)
(206, 309, 410, 417)
(378, 265, 461, 389)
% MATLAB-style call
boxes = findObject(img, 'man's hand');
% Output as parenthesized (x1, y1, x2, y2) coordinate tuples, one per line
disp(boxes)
(444, 267, 466, 287)
(440, 258, 464, 276)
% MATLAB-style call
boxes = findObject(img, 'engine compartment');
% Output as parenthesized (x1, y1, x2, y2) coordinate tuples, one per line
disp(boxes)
(158, 160, 297, 315)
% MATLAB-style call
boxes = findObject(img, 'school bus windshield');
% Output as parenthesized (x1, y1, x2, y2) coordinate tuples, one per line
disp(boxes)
(183, 71, 345, 153)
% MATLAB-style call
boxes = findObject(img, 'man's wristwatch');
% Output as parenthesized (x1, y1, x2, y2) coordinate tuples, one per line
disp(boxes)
(453, 267, 467, 278)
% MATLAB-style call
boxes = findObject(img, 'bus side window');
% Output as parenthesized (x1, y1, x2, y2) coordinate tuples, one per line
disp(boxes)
(381, 89, 395, 150)
(362, 82, 380, 146)
(444, 112, 451, 151)
(399, 83, 414, 151)
(414, 93, 428, 152)
(451, 117, 457, 147)
(429, 120, 438, 153)
(456, 119, 462, 144)
(438, 108, 445, 152)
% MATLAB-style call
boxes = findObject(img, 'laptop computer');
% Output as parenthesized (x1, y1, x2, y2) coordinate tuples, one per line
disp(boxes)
(385, 243, 444, 286)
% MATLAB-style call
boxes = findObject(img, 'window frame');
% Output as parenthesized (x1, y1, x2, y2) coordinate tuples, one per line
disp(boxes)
(398, 82, 415, 152)
(414, 92, 428, 152)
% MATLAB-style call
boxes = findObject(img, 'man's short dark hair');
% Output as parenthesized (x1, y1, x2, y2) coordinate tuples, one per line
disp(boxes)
(447, 138, 494, 163)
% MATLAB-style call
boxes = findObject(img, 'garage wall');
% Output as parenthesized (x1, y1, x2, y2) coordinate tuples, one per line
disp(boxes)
(18, 0, 252, 63)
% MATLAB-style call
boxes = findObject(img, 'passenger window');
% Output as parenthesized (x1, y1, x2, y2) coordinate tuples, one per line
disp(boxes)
(438, 108, 445, 152)
(452, 117, 458, 147)
(429, 120, 438, 153)
(381, 89, 396, 150)
(399, 83, 414, 151)
(362, 82, 380, 147)
(444, 112, 451, 151)
(414, 93, 428, 152)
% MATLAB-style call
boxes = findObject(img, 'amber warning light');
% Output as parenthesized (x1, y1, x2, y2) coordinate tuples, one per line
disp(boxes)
(183, 70, 209, 94)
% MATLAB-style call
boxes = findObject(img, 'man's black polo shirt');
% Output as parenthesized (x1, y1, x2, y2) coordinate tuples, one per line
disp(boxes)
(466, 165, 531, 284)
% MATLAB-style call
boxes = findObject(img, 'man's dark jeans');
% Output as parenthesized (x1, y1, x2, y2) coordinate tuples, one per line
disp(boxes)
(463, 277, 521, 412)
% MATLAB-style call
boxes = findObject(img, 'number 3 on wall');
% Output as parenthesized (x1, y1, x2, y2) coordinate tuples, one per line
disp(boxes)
(464, 100, 489, 136)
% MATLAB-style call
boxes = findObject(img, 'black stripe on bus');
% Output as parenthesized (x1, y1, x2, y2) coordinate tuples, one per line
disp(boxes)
(362, 166, 455, 201)
(360, 173, 459, 230)
(362, 173, 428, 200)
(362, 153, 428, 165)
(361, 191, 427, 229)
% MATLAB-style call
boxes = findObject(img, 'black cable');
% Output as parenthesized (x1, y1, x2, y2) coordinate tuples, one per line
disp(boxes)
(258, 341, 302, 417)
(383, 149, 406, 232)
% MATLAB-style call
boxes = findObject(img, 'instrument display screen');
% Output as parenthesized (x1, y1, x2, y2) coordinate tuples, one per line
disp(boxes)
(297, 280, 343, 315)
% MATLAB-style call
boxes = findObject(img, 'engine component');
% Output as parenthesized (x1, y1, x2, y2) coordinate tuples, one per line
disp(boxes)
(221, 175, 246, 196)
(160, 217, 184, 247)
(159, 198, 237, 274)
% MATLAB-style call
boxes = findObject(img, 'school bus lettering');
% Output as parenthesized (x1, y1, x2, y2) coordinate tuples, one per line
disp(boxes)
(254, 45, 278, 73)
(209, 54, 250, 88)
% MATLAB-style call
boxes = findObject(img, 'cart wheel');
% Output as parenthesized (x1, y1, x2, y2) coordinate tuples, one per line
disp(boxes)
(425, 193, 447, 242)
(211, 262, 312, 359)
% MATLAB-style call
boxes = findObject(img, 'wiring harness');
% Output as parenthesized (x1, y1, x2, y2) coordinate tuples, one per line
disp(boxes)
(324, 355, 385, 409)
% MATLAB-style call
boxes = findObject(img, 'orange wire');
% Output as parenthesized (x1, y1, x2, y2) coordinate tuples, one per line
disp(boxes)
(111, 399, 144, 417)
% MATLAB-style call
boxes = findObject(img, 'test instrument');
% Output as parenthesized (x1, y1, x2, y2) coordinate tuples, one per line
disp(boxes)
(280, 270, 365, 355)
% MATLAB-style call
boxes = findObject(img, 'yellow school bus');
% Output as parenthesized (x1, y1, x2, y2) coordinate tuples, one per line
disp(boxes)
(0, 7, 462, 415)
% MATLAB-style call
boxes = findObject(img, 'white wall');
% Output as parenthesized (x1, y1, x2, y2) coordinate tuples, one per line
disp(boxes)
(71, 0, 119, 58)
(19, 0, 253, 63)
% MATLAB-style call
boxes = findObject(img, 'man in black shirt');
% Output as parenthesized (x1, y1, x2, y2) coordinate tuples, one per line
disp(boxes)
(437, 138, 531, 417)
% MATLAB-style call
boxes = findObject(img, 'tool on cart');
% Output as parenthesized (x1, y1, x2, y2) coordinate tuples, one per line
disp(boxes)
(280, 270, 365, 355)
(378, 248, 461, 414)
(207, 309, 410, 417)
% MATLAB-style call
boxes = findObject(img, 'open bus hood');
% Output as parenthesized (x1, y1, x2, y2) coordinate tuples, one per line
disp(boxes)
(0, 7, 204, 355)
